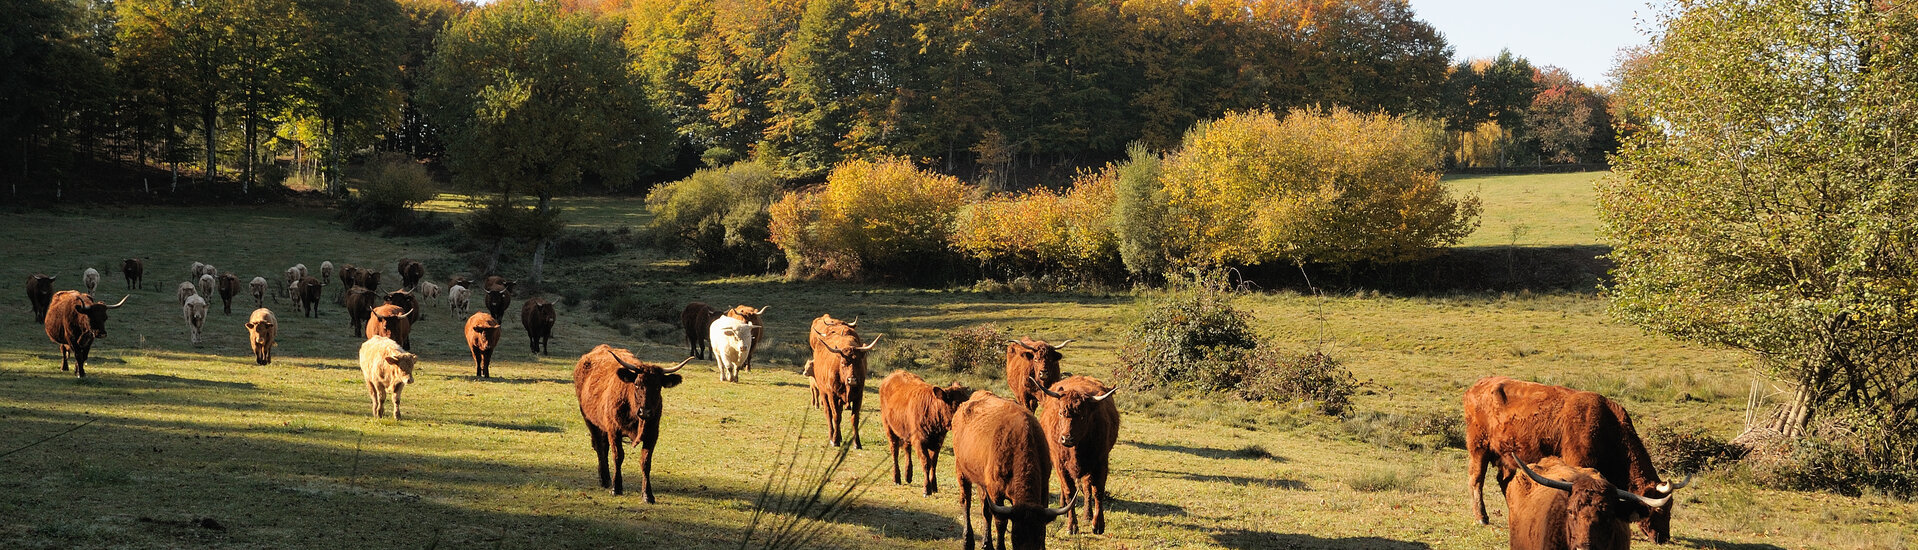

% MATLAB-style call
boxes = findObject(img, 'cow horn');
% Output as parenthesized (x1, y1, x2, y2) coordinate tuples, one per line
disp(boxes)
(105, 295, 129, 309)
(1042, 386, 1064, 398)
(1045, 495, 1079, 517)
(1093, 386, 1118, 401)
(756, 305, 769, 313)
(1656, 474, 1693, 494)
(400, 308, 414, 318)
(1616, 486, 1672, 509)
(846, 317, 858, 328)
(661, 357, 694, 373)
(611, 351, 643, 371)
(856, 334, 882, 350)
(1007, 339, 1037, 351)
(1051, 339, 1075, 350)
(1515, 457, 1573, 492)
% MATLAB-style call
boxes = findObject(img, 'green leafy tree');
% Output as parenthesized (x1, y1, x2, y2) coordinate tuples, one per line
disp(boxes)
(288, 0, 407, 193)
(2, 0, 112, 192)
(421, 0, 671, 283)
(1602, 0, 1918, 466)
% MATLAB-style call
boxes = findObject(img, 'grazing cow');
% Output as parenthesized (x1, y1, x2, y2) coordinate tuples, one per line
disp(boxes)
(296, 276, 324, 318)
(358, 336, 419, 420)
(465, 312, 502, 377)
(522, 298, 557, 355)
(250, 276, 268, 308)
(953, 391, 1075, 550)
(573, 345, 691, 502)
(217, 273, 239, 314)
(27, 274, 57, 323)
(366, 304, 415, 350)
(1508, 457, 1670, 550)
(122, 258, 143, 290)
(483, 277, 514, 319)
(420, 281, 441, 306)
(879, 370, 973, 495)
(337, 264, 359, 302)
(246, 308, 277, 365)
(448, 285, 470, 314)
(707, 315, 759, 382)
(345, 288, 376, 337)
(680, 302, 720, 359)
(83, 268, 100, 294)
(397, 258, 425, 291)
(43, 290, 127, 377)
(384, 289, 422, 325)
(1038, 376, 1120, 535)
(810, 314, 881, 448)
(177, 281, 198, 305)
(722, 305, 767, 370)
(197, 273, 215, 300)
(1006, 338, 1073, 411)
(1465, 376, 1691, 543)
(183, 294, 209, 344)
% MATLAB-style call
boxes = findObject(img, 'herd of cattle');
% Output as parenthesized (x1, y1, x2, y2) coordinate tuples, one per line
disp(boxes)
(23, 261, 1697, 549)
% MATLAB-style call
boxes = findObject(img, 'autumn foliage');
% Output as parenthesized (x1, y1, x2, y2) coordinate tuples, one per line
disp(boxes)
(768, 158, 970, 279)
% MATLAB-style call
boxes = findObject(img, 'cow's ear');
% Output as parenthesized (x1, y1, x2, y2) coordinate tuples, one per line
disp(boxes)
(617, 366, 642, 383)
(661, 373, 683, 388)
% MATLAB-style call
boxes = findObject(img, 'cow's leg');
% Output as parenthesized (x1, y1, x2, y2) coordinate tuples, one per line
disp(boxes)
(1090, 469, 1109, 534)
(59, 345, 70, 371)
(1467, 437, 1494, 524)
(391, 385, 403, 421)
(638, 445, 656, 504)
(920, 444, 939, 495)
(589, 426, 611, 489)
(824, 399, 842, 447)
(961, 479, 977, 550)
(72, 346, 88, 377)
(609, 434, 626, 495)
(368, 382, 382, 418)
(888, 430, 903, 484)
(1060, 467, 1080, 534)
(849, 391, 864, 449)
(992, 497, 1008, 550)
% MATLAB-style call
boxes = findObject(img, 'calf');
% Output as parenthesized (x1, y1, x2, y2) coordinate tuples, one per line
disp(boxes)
(296, 276, 324, 318)
(465, 312, 503, 377)
(681, 302, 720, 359)
(27, 274, 57, 323)
(183, 294, 209, 344)
(345, 288, 376, 337)
(177, 281, 198, 305)
(397, 258, 426, 291)
(358, 336, 419, 419)
(483, 277, 514, 319)
(246, 308, 277, 365)
(811, 314, 880, 448)
(522, 298, 557, 355)
(83, 268, 100, 294)
(190, 261, 205, 282)
(44, 290, 127, 377)
(1038, 376, 1120, 535)
(250, 276, 268, 308)
(953, 391, 1075, 550)
(1006, 338, 1072, 411)
(448, 284, 470, 314)
(217, 273, 239, 314)
(366, 304, 415, 350)
(879, 370, 973, 495)
(1508, 457, 1669, 550)
(200, 264, 218, 281)
(420, 281, 441, 306)
(197, 273, 216, 300)
(573, 345, 690, 502)
(707, 314, 759, 382)
(122, 258, 143, 290)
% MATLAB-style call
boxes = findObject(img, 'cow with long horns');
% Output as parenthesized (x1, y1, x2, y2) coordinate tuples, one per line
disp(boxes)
(953, 390, 1076, 550)
(1039, 376, 1120, 535)
(43, 290, 128, 377)
(573, 345, 692, 502)
(810, 314, 880, 448)
(1507, 456, 1674, 550)
(1005, 338, 1072, 411)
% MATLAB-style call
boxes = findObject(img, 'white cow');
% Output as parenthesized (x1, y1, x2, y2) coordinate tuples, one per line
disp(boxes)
(447, 284, 469, 314)
(83, 268, 100, 293)
(183, 294, 209, 344)
(250, 276, 269, 308)
(197, 273, 216, 299)
(708, 315, 760, 383)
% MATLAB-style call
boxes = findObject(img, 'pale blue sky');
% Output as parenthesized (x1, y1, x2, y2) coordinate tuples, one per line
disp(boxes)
(1408, 0, 1668, 86)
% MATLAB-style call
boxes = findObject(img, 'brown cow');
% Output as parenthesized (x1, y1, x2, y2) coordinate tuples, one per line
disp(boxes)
(722, 305, 767, 370)
(246, 308, 278, 365)
(1005, 338, 1072, 411)
(43, 290, 127, 377)
(1465, 376, 1691, 543)
(522, 298, 557, 354)
(122, 258, 143, 290)
(366, 304, 415, 350)
(295, 276, 324, 318)
(953, 390, 1075, 550)
(384, 289, 422, 325)
(217, 273, 240, 315)
(680, 302, 719, 359)
(573, 345, 691, 502)
(483, 276, 514, 319)
(357, 270, 383, 293)
(1508, 456, 1670, 550)
(397, 258, 426, 291)
(27, 274, 58, 323)
(465, 312, 502, 377)
(879, 370, 973, 495)
(811, 314, 881, 448)
(337, 263, 360, 302)
(345, 288, 377, 337)
(1038, 376, 1120, 534)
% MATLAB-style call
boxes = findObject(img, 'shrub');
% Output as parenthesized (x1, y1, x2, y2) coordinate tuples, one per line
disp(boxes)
(1112, 278, 1262, 393)
(1341, 411, 1463, 450)
(951, 167, 1121, 282)
(940, 324, 1007, 374)
(1239, 350, 1359, 416)
(352, 153, 439, 211)
(644, 160, 785, 273)
(768, 158, 970, 280)
(875, 341, 930, 373)
(1111, 143, 1170, 279)
(1645, 424, 1743, 475)
(1159, 107, 1479, 266)
(550, 228, 623, 258)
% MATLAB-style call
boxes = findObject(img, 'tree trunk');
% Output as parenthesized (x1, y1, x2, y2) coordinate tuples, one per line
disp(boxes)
(1772, 388, 1815, 437)
(529, 193, 553, 287)
(486, 238, 504, 276)
(203, 101, 217, 187)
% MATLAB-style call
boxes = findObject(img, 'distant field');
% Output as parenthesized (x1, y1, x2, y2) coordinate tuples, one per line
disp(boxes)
(1445, 171, 1608, 248)
(1, 179, 1912, 549)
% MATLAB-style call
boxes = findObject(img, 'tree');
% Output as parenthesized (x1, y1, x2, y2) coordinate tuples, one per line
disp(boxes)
(1601, 0, 1918, 466)
(2, 0, 111, 192)
(1523, 66, 1612, 164)
(420, 0, 671, 284)
(287, 0, 407, 193)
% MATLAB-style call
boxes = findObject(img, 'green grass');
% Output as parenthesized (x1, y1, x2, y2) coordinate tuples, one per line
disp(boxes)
(2, 175, 1914, 549)
(1444, 171, 1608, 247)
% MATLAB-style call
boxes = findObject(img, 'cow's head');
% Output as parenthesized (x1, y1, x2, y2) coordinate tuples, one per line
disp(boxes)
(361, 271, 383, 291)
(937, 382, 976, 409)
(1006, 338, 1071, 380)
(385, 351, 419, 383)
(470, 313, 502, 333)
(122, 259, 140, 271)
(986, 495, 1076, 550)
(73, 293, 128, 336)
(1516, 457, 1667, 550)
(1042, 382, 1116, 448)
(373, 306, 414, 331)
(28, 274, 55, 292)
(1637, 474, 1691, 543)
(815, 331, 881, 385)
(485, 286, 511, 304)
(612, 353, 691, 421)
(384, 290, 417, 309)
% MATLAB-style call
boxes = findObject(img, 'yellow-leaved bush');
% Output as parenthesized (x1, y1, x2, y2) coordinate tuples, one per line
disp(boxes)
(949, 168, 1120, 278)
(1160, 107, 1480, 266)
(768, 158, 970, 279)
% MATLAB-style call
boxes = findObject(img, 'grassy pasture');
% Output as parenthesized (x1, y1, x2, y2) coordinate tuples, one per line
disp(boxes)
(1, 173, 1913, 549)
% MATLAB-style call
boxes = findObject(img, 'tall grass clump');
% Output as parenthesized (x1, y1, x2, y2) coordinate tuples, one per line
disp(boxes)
(738, 411, 885, 549)
(645, 160, 785, 273)
(940, 324, 1007, 374)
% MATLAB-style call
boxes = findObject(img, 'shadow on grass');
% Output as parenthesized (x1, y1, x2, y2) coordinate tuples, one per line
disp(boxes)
(1108, 498, 1186, 517)
(466, 420, 565, 433)
(468, 376, 572, 385)
(1209, 527, 1432, 549)
(1675, 537, 1788, 550)
(1138, 469, 1308, 490)
(128, 373, 258, 390)
(1124, 440, 1286, 462)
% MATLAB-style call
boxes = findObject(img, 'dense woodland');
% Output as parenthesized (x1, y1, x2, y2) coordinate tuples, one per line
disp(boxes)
(1, 0, 1615, 197)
